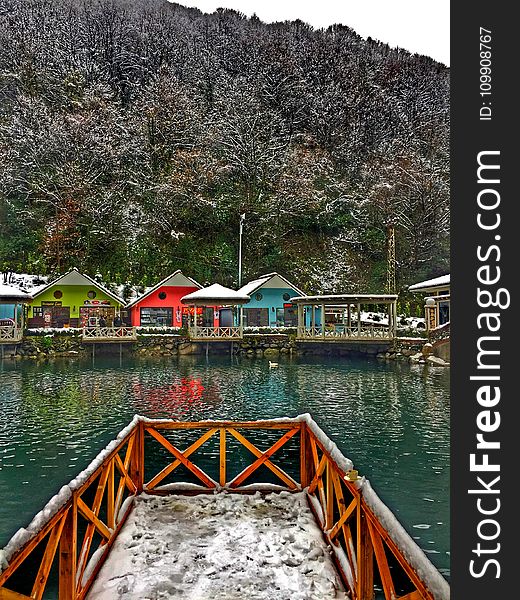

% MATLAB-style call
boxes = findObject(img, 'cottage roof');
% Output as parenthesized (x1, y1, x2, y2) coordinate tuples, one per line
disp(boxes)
(126, 270, 202, 308)
(181, 284, 250, 305)
(290, 294, 398, 305)
(0, 284, 33, 303)
(238, 272, 305, 297)
(30, 268, 125, 305)
(408, 274, 450, 293)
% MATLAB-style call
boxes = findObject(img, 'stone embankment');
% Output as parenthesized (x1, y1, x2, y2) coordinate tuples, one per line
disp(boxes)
(377, 337, 450, 367)
(1, 332, 297, 359)
(2, 331, 449, 366)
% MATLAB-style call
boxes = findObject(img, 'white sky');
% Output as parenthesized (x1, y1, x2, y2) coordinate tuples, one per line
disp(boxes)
(171, 0, 450, 66)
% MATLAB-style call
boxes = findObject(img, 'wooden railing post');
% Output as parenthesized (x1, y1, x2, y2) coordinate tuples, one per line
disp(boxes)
(325, 462, 334, 530)
(219, 428, 226, 487)
(130, 421, 144, 494)
(59, 500, 77, 600)
(357, 506, 374, 600)
(299, 423, 314, 489)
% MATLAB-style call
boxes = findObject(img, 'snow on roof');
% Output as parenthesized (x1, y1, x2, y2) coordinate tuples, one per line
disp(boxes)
(180, 283, 250, 305)
(31, 268, 125, 305)
(238, 272, 305, 297)
(126, 270, 202, 308)
(290, 294, 398, 304)
(1, 273, 49, 294)
(408, 274, 450, 292)
(0, 284, 33, 302)
(86, 491, 347, 600)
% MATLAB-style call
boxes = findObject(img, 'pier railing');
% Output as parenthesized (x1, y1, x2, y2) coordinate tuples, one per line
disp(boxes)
(188, 326, 243, 340)
(297, 323, 394, 341)
(81, 327, 137, 342)
(0, 416, 449, 600)
(0, 326, 23, 343)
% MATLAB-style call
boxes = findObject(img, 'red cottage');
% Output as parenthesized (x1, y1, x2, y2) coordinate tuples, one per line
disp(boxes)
(127, 271, 202, 328)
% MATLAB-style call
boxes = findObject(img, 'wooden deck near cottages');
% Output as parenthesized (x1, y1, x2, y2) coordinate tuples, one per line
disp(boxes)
(0, 326, 23, 344)
(292, 294, 398, 345)
(297, 326, 394, 342)
(0, 416, 450, 600)
(81, 327, 138, 343)
(187, 326, 243, 341)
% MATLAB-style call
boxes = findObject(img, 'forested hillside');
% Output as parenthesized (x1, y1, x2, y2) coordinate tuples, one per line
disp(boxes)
(0, 0, 449, 297)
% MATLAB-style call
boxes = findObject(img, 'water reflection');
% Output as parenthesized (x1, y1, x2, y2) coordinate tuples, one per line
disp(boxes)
(0, 354, 450, 578)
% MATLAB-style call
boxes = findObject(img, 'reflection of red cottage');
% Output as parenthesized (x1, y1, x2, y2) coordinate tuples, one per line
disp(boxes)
(126, 270, 202, 328)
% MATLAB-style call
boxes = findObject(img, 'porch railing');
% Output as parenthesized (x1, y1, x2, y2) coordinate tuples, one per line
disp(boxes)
(81, 327, 137, 341)
(0, 415, 449, 600)
(188, 326, 243, 340)
(297, 324, 394, 340)
(0, 326, 23, 342)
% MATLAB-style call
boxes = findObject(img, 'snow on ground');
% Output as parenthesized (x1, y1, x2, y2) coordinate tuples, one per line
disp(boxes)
(86, 491, 348, 600)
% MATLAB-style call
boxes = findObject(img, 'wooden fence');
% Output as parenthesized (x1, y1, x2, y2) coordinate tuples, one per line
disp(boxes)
(297, 324, 394, 341)
(0, 416, 449, 600)
(188, 326, 243, 340)
(0, 326, 23, 343)
(81, 327, 137, 342)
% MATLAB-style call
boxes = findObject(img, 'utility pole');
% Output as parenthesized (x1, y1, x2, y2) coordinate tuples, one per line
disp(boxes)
(238, 213, 246, 288)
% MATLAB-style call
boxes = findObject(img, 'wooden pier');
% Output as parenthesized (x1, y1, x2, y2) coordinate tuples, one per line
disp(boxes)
(187, 325, 243, 341)
(0, 416, 449, 600)
(291, 294, 398, 344)
(81, 327, 138, 343)
(0, 326, 23, 344)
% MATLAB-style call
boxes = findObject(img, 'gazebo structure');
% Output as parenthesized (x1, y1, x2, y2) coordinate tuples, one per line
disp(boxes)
(0, 284, 33, 344)
(290, 294, 398, 342)
(408, 274, 450, 332)
(180, 284, 250, 340)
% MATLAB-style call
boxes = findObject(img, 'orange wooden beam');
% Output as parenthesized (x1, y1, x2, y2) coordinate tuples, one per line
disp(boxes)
(31, 511, 68, 600)
(145, 428, 216, 488)
(226, 428, 298, 489)
(228, 428, 299, 488)
(145, 428, 217, 490)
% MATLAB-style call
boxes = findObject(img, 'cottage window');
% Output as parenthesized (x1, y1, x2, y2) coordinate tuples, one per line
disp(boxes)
(282, 293, 291, 301)
(158, 292, 167, 300)
(255, 292, 263, 301)
(87, 290, 97, 299)
(140, 307, 173, 327)
(244, 308, 268, 327)
(53, 290, 63, 299)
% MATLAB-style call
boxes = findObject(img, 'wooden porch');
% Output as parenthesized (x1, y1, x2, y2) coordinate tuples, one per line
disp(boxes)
(187, 325, 243, 340)
(81, 327, 138, 342)
(0, 326, 23, 344)
(0, 415, 449, 600)
(291, 294, 398, 343)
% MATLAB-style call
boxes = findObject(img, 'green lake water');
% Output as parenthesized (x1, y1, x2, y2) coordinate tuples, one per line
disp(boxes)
(0, 354, 450, 580)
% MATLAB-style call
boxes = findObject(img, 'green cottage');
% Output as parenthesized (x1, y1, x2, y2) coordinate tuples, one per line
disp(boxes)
(27, 268, 126, 328)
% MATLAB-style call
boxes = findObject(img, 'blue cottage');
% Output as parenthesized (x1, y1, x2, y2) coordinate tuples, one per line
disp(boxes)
(238, 273, 304, 327)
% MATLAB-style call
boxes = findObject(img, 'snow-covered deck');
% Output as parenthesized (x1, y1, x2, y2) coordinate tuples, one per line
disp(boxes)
(0, 415, 450, 600)
(291, 296, 398, 343)
(87, 491, 347, 600)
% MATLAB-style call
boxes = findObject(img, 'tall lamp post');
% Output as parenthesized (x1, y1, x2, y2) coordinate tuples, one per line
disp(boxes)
(238, 213, 246, 287)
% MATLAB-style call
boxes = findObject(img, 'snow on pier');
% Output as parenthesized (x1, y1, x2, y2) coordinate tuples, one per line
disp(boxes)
(86, 491, 348, 600)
